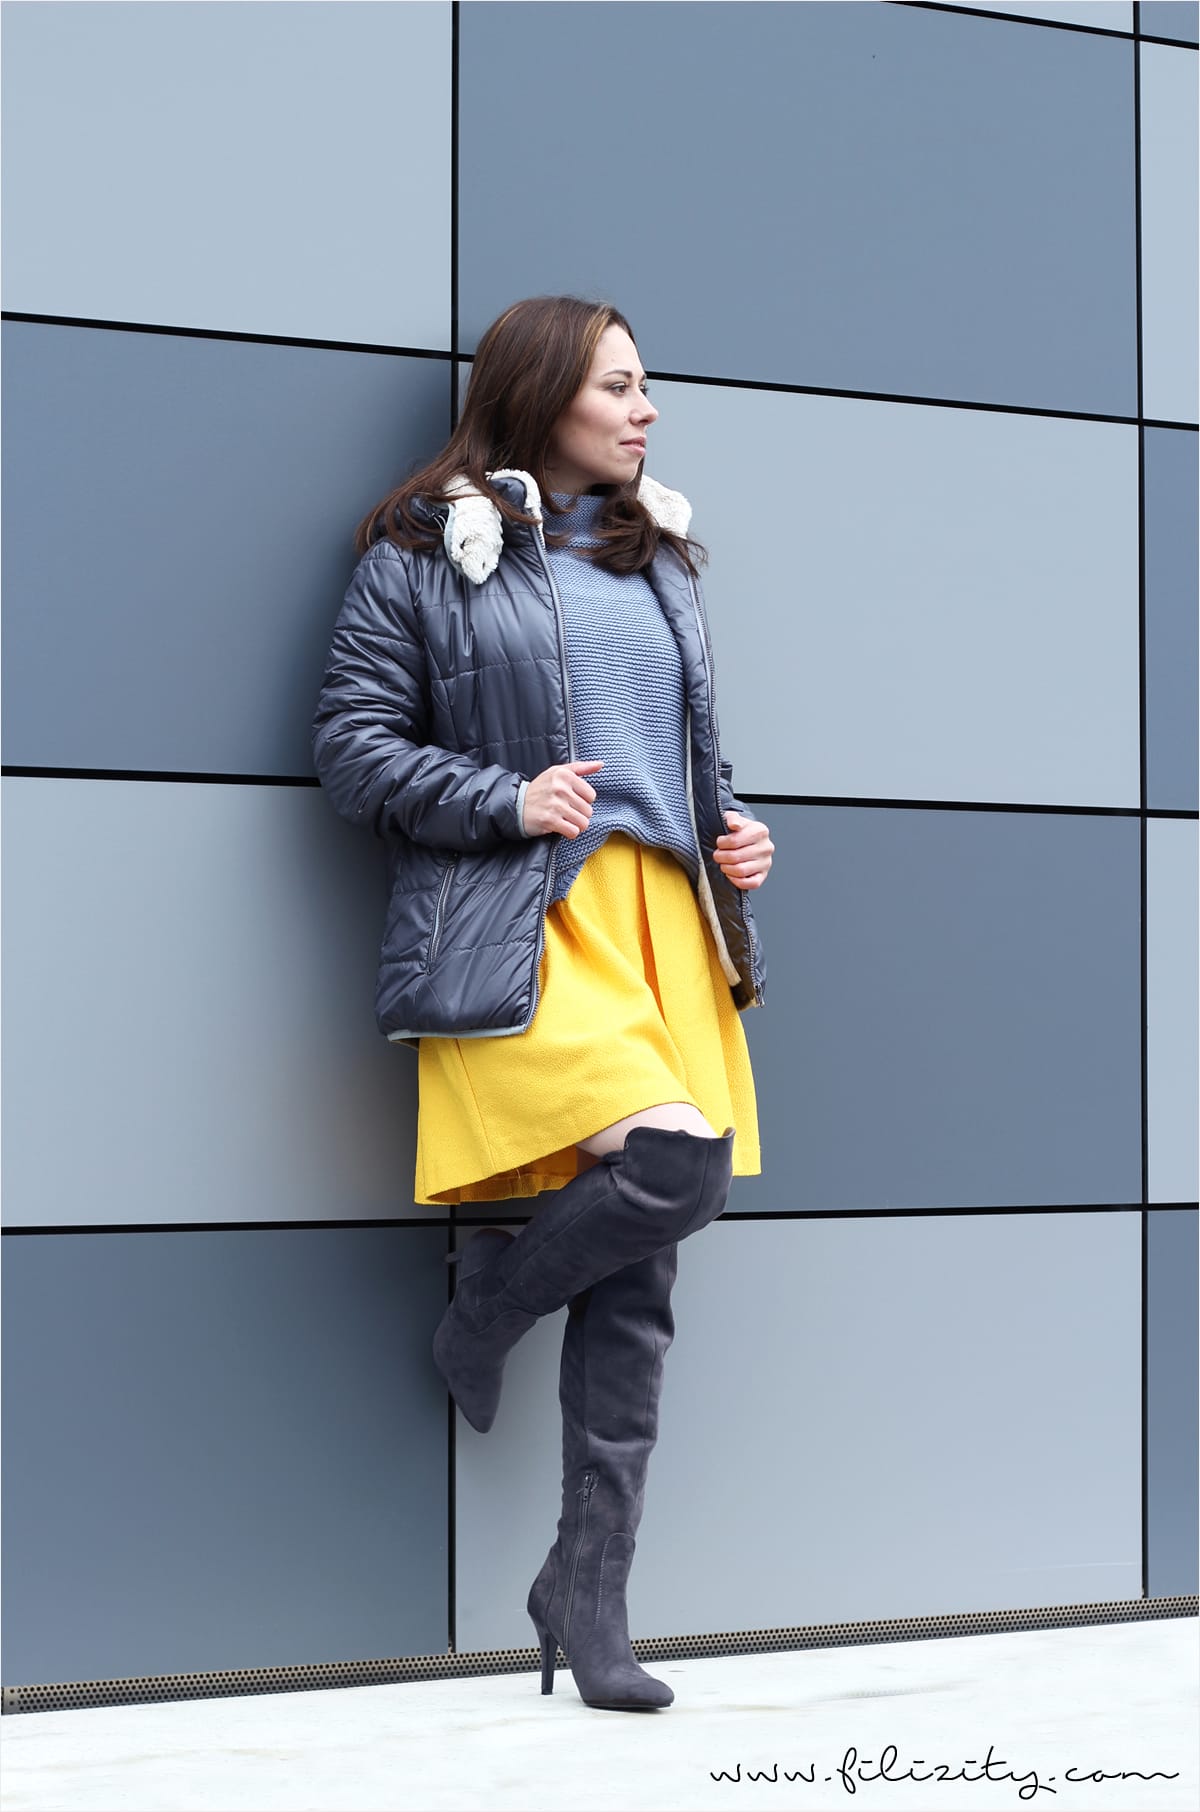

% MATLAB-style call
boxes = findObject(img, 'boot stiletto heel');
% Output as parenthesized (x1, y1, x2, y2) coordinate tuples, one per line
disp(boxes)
(534, 1624, 557, 1695)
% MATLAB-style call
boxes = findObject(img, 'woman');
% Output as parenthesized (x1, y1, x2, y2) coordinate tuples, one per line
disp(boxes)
(312, 296, 772, 1712)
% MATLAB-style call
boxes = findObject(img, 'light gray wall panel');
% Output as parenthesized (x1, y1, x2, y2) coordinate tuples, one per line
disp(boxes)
(1140, 42, 1200, 423)
(1147, 819, 1200, 1204)
(1, 1226, 448, 1684)
(1, 778, 427, 1227)
(645, 384, 1139, 808)
(733, 804, 1142, 1213)
(455, 1212, 1141, 1650)
(1147, 1208, 1199, 1595)
(1, 324, 448, 775)
(461, 2, 1136, 414)
(1145, 428, 1200, 810)
(450, 1223, 571, 1656)
(0, 1, 450, 347)
(949, 3, 1132, 25)
(1141, 3, 1199, 43)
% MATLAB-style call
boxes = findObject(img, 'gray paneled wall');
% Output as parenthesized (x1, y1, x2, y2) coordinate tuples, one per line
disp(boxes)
(457, 1212, 1142, 1649)
(646, 382, 1140, 808)
(0, 1, 452, 346)
(733, 805, 1142, 1215)
(459, 1, 1138, 413)
(1145, 425, 1200, 809)
(2, 0, 1196, 1695)
(1, 778, 426, 1228)
(1, 1227, 449, 1683)
(1147, 1208, 1200, 1595)
(1, 324, 449, 775)
(1140, 35, 1200, 421)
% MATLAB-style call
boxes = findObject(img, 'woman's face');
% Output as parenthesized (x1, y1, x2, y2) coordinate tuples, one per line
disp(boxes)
(544, 324, 659, 494)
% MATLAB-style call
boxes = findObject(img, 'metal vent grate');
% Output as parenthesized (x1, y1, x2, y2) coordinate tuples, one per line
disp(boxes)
(3, 1594, 1194, 1715)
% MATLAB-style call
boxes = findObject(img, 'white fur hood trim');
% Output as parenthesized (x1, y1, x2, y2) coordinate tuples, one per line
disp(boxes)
(442, 468, 692, 583)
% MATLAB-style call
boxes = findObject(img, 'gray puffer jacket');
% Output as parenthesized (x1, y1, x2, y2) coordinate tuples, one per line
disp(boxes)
(312, 469, 765, 1043)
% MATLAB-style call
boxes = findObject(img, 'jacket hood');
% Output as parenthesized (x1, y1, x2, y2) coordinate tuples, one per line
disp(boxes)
(441, 469, 692, 584)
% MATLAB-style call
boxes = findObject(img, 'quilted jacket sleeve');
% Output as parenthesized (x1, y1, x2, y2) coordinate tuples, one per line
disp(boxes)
(312, 543, 526, 851)
(719, 758, 755, 826)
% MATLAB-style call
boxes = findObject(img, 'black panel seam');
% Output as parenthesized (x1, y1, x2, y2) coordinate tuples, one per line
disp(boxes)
(0, 312, 451, 361)
(11, 1205, 1196, 1237)
(7, 314, 1197, 432)
(6, 770, 1197, 820)
(895, 1, 1141, 40)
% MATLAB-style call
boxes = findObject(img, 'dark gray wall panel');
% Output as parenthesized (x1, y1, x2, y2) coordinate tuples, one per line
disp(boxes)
(1141, 3, 1199, 44)
(0, 2, 450, 346)
(1147, 820, 1200, 1203)
(644, 382, 1139, 808)
(732, 804, 1142, 1213)
(1140, 42, 1200, 423)
(460, 2, 1136, 414)
(1145, 428, 1200, 812)
(455, 1212, 1141, 1649)
(1147, 1209, 1199, 1595)
(2, 778, 427, 1227)
(1, 324, 448, 775)
(1, 1226, 448, 1684)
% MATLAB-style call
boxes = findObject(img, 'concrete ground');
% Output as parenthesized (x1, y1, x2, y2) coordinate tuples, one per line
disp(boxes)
(1, 1616, 1196, 1812)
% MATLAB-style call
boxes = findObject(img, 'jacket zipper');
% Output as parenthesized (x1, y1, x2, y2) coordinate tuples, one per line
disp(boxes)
(521, 844, 558, 1031)
(520, 531, 575, 1027)
(682, 704, 705, 879)
(562, 1469, 597, 1659)
(684, 572, 762, 1003)
(532, 535, 578, 762)
(423, 855, 459, 972)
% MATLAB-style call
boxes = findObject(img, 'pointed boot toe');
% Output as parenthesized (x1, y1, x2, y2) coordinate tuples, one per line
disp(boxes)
(527, 1534, 674, 1711)
(433, 1228, 533, 1433)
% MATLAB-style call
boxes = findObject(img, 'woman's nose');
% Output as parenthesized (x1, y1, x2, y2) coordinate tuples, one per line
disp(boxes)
(633, 395, 658, 424)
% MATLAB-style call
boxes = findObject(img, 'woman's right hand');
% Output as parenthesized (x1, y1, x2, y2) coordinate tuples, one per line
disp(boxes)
(521, 759, 603, 838)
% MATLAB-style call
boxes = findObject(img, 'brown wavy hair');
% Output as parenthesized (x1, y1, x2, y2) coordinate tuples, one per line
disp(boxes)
(355, 296, 706, 577)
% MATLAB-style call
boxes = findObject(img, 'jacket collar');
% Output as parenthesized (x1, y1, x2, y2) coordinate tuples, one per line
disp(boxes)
(439, 468, 692, 584)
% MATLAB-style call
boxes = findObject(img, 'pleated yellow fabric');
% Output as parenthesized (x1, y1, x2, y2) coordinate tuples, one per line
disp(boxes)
(414, 832, 760, 1205)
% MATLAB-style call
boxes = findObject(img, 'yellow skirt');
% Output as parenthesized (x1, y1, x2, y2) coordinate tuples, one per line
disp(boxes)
(414, 832, 761, 1204)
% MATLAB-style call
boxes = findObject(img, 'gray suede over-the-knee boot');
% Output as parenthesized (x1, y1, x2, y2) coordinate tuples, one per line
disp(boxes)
(526, 1242, 679, 1710)
(434, 1125, 732, 1433)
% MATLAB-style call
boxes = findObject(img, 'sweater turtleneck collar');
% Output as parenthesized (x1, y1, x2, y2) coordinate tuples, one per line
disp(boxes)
(546, 489, 609, 547)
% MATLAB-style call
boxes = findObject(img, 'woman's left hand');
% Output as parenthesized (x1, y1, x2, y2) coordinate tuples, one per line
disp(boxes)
(713, 812, 773, 890)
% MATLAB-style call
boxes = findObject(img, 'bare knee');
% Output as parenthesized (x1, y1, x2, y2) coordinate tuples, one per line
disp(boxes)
(577, 1102, 719, 1160)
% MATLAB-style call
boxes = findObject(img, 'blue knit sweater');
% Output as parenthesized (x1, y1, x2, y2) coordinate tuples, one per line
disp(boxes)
(536, 492, 700, 904)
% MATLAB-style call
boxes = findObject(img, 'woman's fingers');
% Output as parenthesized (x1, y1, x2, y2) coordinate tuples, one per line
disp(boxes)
(522, 759, 604, 836)
(526, 770, 772, 874)
(716, 866, 768, 890)
(556, 799, 593, 837)
(713, 813, 773, 889)
(716, 811, 770, 848)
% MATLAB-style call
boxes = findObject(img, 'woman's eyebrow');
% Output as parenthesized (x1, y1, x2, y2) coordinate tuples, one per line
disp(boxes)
(600, 367, 647, 381)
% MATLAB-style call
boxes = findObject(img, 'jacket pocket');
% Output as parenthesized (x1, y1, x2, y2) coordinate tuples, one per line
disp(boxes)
(423, 855, 459, 972)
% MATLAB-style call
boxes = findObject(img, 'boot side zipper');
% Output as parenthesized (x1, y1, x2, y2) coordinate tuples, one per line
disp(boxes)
(561, 1469, 597, 1658)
